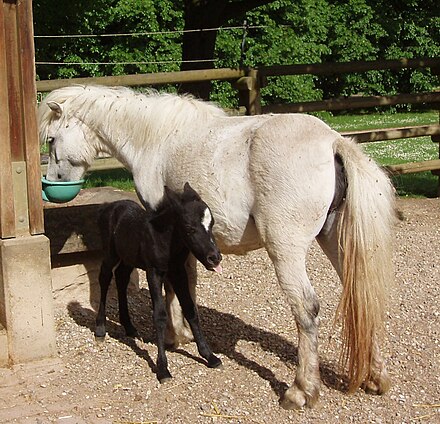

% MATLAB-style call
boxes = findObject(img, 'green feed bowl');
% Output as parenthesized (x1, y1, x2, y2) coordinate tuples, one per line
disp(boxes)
(42, 177, 85, 203)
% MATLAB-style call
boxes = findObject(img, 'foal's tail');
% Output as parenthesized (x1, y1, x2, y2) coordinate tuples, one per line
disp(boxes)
(333, 137, 396, 393)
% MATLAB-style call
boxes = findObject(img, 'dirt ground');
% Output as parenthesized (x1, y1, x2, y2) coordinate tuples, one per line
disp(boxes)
(0, 197, 439, 424)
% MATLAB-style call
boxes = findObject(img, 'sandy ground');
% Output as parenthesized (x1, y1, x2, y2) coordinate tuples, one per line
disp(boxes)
(0, 197, 439, 424)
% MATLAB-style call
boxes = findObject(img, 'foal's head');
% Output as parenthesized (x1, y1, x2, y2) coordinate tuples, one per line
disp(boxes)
(165, 183, 222, 273)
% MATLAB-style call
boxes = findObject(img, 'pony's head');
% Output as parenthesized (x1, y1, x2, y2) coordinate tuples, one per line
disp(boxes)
(38, 86, 101, 182)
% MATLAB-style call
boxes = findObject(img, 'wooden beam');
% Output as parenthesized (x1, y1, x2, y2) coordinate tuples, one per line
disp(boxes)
(342, 124, 440, 143)
(260, 57, 440, 77)
(18, 0, 44, 234)
(36, 67, 246, 92)
(386, 159, 440, 174)
(0, 0, 15, 238)
(262, 92, 440, 113)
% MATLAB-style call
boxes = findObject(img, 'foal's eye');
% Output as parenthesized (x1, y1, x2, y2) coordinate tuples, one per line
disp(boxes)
(47, 137, 54, 144)
(185, 226, 196, 235)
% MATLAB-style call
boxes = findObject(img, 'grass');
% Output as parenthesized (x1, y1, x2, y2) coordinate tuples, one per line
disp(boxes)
(49, 111, 439, 198)
(321, 111, 439, 198)
(83, 168, 135, 192)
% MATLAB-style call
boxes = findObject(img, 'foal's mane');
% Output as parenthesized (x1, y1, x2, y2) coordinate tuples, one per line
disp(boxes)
(38, 85, 227, 147)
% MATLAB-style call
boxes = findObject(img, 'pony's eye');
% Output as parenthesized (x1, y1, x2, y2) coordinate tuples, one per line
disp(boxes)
(47, 137, 54, 144)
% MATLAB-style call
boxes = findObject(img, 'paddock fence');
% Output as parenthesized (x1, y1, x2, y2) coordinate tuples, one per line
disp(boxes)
(37, 57, 440, 181)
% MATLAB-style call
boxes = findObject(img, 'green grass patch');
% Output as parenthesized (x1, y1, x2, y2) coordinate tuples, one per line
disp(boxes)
(319, 111, 438, 132)
(322, 112, 439, 198)
(83, 169, 135, 192)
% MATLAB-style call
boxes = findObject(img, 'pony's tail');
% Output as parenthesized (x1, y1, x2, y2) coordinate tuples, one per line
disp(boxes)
(334, 137, 396, 393)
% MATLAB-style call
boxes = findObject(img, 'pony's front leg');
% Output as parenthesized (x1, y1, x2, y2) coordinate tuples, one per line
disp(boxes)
(272, 257, 321, 409)
(164, 254, 197, 348)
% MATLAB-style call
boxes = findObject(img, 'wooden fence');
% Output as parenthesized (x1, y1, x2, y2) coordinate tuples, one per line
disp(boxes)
(37, 57, 440, 181)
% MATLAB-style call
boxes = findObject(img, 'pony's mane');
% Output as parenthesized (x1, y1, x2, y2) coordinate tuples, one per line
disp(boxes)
(37, 85, 227, 148)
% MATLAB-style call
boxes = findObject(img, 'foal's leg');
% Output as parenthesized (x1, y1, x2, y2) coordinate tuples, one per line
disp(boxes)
(146, 268, 172, 382)
(95, 258, 118, 339)
(317, 214, 391, 394)
(164, 254, 197, 348)
(167, 260, 222, 369)
(114, 263, 138, 337)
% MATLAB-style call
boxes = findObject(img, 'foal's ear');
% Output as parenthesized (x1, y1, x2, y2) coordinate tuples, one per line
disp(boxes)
(47, 101, 63, 117)
(164, 185, 181, 208)
(182, 182, 201, 202)
(149, 208, 174, 232)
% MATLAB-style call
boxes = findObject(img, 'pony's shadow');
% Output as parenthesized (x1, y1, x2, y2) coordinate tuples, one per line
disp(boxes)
(67, 289, 346, 399)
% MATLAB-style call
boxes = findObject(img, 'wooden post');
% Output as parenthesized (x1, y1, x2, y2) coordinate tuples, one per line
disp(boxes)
(0, 0, 56, 366)
(430, 66, 440, 196)
(233, 68, 262, 115)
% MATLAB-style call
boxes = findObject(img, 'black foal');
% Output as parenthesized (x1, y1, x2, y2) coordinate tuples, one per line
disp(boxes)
(95, 182, 223, 382)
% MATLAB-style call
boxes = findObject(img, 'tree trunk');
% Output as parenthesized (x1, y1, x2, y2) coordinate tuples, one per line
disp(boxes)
(180, 0, 276, 100)
(180, 1, 226, 99)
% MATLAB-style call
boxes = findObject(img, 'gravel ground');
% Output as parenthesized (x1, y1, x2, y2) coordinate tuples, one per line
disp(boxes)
(0, 197, 439, 424)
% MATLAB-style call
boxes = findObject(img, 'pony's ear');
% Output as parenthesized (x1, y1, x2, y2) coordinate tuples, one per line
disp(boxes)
(182, 182, 201, 202)
(47, 101, 63, 117)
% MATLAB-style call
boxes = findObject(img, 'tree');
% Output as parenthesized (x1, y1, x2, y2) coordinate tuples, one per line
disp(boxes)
(180, 0, 276, 99)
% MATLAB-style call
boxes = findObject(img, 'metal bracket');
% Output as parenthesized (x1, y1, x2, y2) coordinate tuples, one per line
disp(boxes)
(12, 161, 29, 235)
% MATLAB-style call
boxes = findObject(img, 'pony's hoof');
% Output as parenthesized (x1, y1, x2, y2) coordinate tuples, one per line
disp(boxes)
(363, 373, 391, 395)
(280, 385, 319, 410)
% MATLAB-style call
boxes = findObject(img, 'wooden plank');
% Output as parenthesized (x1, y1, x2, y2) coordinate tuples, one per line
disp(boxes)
(386, 159, 440, 174)
(342, 124, 440, 143)
(0, 1, 15, 238)
(3, 1, 23, 161)
(36, 67, 246, 92)
(262, 92, 440, 113)
(43, 188, 139, 255)
(18, 0, 44, 234)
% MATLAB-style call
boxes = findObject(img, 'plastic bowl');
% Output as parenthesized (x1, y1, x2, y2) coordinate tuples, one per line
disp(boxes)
(41, 177, 85, 203)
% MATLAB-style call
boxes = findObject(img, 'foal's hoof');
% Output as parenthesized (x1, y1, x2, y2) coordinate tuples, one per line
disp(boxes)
(94, 335, 106, 344)
(207, 355, 222, 369)
(157, 371, 173, 384)
(125, 328, 139, 338)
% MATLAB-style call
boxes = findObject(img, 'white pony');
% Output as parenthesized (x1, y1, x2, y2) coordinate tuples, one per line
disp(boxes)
(38, 85, 395, 409)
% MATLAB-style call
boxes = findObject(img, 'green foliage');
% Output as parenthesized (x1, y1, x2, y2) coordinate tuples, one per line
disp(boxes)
(33, 0, 182, 79)
(33, 0, 439, 108)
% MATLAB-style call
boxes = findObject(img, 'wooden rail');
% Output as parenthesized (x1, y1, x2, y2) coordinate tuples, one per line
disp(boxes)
(263, 92, 440, 114)
(342, 124, 440, 143)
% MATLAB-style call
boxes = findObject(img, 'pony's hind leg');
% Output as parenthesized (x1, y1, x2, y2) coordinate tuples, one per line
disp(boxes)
(269, 253, 321, 409)
(114, 263, 138, 337)
(252, 202, 324, 407)
(317, 211, 391, 395)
